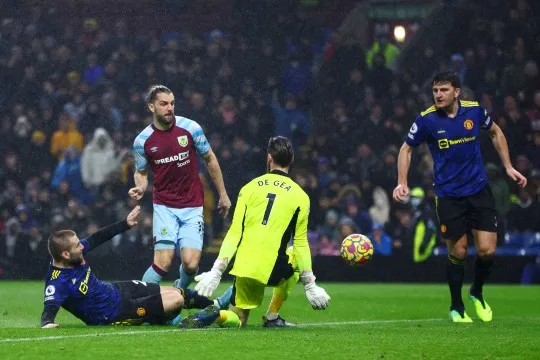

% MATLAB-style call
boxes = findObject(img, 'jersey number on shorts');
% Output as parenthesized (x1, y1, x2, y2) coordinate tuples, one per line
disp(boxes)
(261, 193, 277, 225)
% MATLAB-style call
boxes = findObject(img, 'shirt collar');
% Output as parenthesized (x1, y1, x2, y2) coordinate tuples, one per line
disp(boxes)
(270, 169, 290, 178)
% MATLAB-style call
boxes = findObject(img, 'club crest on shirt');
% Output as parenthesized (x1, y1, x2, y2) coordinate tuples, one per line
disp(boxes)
(464, 119, 474, 130)
(177, 135, 188, 147)
(161, 227, 167, 236)
(136, 307, 146, 317)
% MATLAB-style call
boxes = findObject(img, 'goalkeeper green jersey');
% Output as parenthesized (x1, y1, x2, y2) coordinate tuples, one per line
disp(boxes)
(218, 170, 312, 284)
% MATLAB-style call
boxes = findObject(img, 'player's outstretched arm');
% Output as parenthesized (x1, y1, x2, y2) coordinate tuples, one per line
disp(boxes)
(85, 206, 140, 251)
(201, 149, 231, 218)
(393, 142, 413, 203)
(293, 195, 331, 310)
(195, 189, 247, 297)
(488, 123, 527, 188)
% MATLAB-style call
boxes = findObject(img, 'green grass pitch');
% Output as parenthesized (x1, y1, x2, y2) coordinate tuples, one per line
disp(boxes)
(1, 282, 539, 359)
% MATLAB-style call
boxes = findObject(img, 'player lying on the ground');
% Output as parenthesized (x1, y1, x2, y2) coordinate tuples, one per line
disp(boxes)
(41, 206, 231, 328)
(178, 136, 330, 329)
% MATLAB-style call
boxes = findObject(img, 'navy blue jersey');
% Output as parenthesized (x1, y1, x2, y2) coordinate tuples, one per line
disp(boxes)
(41, 220, 130, 326)
(405, 100, 493, 198)
(42, 239, 121, 325)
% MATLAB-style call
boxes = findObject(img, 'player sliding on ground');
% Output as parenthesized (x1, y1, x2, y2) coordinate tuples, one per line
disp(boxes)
(177, 136, 330, 329)
(393, 71, 527, 323)
(40, 206, 231, 328)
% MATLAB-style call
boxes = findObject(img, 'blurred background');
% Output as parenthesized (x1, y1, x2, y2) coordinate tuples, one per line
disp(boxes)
(0, 0, 539, 284)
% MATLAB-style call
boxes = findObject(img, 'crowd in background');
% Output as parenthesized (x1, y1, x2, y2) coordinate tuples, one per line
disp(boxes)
(0, 1, 539, 278)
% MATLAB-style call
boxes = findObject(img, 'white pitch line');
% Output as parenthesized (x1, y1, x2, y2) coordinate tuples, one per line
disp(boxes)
(0, 318, 443, 343)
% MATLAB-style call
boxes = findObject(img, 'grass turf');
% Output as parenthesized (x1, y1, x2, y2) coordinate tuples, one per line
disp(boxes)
(1, 282, 539, 359)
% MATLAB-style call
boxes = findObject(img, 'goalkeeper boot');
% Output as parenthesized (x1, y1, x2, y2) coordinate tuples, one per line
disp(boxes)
(179, 305, 220, 329)
(469, 291, 492, 322)
(449, 308, 473, 323)
(262, 315, 297, 328)
(215, 286, 233, 310)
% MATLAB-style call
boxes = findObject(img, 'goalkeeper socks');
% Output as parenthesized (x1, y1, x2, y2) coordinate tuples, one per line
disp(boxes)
(267, 294, 285, 320)
(266, 272, 299, 319)
(471, 256, 494, 300)
(179, 264, 198, 289)
(216, 310, 241, 328)
(142, 263, 167, 284)
(447, 255, 466, 310)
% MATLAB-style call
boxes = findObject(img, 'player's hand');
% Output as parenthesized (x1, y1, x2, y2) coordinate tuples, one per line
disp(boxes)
(194, 258, 228, 297)
(393, 184, 409, 203)
(128, 186, 144, 200)
(217, 194, 232, 218)
(506, 167, 527, 188)
(300, 271, 330, 310)
(304, 283, 331, 310)
(126, 205, 141, 227)
(194, 269, 222, 298)
(42, 323, 59, 328)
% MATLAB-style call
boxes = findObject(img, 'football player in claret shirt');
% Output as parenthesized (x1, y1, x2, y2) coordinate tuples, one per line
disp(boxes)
(131, 85, 231, 291)
(183, 136, 330, 328)
(41, 206, 230, 328)
(393, 71, 527, 323)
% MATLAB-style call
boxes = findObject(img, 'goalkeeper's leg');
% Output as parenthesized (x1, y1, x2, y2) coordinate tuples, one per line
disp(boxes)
(265, 272, 299, 321)
(263, 246, 299, 327)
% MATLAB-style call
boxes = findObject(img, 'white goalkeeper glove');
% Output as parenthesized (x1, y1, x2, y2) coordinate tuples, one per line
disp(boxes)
(301, 271, 331, 310)
(194, 258, 228, 298)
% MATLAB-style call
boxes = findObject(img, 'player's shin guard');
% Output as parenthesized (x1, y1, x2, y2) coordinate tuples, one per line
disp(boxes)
(216, 310, 241, 328)
(142, 263, 167, 284)
(471, 256, 494, 298)
(447, 255, 466, 311)
(179, 264, 198, 289)
(266, 271, 299, 320)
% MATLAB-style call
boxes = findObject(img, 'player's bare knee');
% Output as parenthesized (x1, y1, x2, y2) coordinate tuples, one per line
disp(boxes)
(172, 289, 184, 308)
(154, 254, 173, 271)
(182, 260, 199, 274)
(477, 244, 496, 258)
(449, 243, 467, 259)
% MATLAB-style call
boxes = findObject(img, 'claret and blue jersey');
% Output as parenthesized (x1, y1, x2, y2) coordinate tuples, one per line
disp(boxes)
(133, 116, 210, 209)
(406, 100, 493, 198)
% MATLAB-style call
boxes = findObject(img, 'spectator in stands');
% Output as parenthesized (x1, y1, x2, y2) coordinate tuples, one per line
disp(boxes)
(50, 114, 84, 161)
(51, 147, 91, 205)
(368, 223, 392, 256)
(81, 128, 127, 190)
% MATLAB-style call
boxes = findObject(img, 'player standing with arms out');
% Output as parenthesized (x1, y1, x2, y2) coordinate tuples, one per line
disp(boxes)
(187, 136, 330, 328)
(41, 206, 226, 328)
(393, 71, 527, 323)
(130, 85, 231, 290)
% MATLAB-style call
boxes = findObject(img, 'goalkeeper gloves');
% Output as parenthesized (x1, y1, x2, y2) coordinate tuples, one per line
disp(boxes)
(194, 258, 228, 298)
(301, 271, 331, 310)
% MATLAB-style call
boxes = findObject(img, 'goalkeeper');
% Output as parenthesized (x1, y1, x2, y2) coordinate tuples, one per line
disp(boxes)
(186, 136, 330, 328)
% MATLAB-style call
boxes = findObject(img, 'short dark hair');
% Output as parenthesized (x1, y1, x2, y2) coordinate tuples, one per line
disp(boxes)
(268, 136, 294, 167)
(48, 230, 75, 261)
(432, 71, 461, 88)
(145, 85, 172, 103)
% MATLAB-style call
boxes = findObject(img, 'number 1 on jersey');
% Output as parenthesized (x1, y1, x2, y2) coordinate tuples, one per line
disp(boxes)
(262, 193, 277, 225)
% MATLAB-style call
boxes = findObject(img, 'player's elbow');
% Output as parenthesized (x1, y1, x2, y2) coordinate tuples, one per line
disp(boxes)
(400, 142, 413, 154)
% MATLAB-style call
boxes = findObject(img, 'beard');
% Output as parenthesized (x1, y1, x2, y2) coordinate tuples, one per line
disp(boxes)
(67, 255, 84, 266)
(156, 113, 174, 127)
